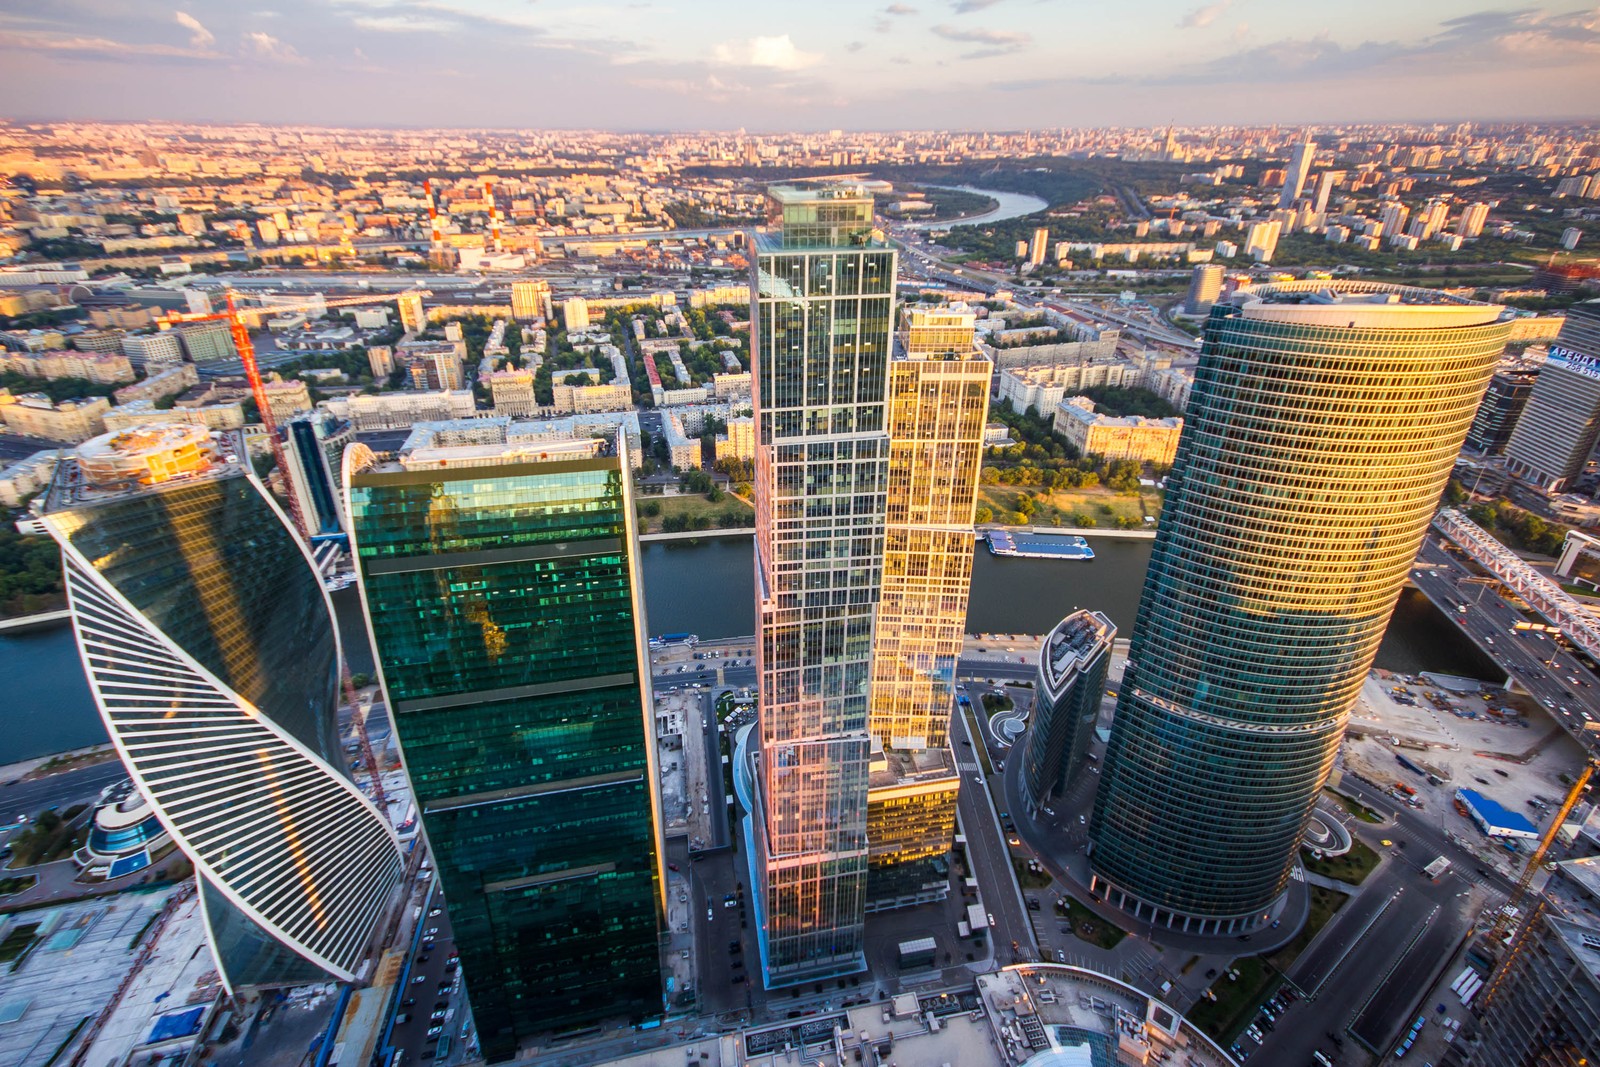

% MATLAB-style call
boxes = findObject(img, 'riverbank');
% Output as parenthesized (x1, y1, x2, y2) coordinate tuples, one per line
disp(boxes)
(983, 524, 1157, 541)
(0, 743, 116, 786)
(0, 608, 71, 633)
(640, 528, 753, 543)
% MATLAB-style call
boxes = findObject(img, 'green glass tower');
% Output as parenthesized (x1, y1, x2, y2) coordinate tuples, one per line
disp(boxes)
(345, 433, 665, 1063)
(1090, 281, 1510, 934)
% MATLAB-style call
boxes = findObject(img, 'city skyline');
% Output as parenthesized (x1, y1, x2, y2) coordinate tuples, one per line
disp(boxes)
(1, 3, 1597, 129)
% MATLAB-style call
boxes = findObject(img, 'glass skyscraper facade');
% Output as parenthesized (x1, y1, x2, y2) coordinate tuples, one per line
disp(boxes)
(40, 425, 404, 993)
(346, 434, 665, 1063)
(748, 185, 894, 988)
(1090, 281, 1509, 933)
(1023, 611, 1115, 813)
(863, 307, 990, 911)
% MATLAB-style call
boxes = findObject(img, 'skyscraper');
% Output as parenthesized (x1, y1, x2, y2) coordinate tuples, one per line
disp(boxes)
(1029, 227, 1050, 267)
(1465, 369, 1539, 456)
(1505, 304, 1600, 492)
(283, 411, 354, 537)
(747, 185, 894, 988)
(39, 424, 404, 993)
(510, 279, 552, 323)
(864, 305, 990, 910)
(1184, 264, 1224, 315)
(346, 431, 665, 1062)
(1279, 140, 1316, 208)
(396, 292, 426, 334)
(1023, 611, 1115, 813)
(1459, 202, 1491, 238)
(1089, 281, 1509, 934)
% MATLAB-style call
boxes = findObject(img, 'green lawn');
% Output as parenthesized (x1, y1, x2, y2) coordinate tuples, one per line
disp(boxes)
(636, 491, 753, 534)
(1328, 790, 1384, 824)
(1054, 895, 1127, 949)
(1013, 857, 1053, 890)
(1266, 885, 1350, 971)
(0, 923, 39, 965)
(0, 876, 36, 896)
(1187, 957, 1280, 1043)
(1303, 839, 1382, 886)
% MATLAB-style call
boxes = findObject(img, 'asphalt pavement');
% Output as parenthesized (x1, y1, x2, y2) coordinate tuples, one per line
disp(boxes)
(1, 759, 126, 823)
(1412, 539, 1600, 757)
(390, 891, 474, 1064)
(950, 697, 1035, 965)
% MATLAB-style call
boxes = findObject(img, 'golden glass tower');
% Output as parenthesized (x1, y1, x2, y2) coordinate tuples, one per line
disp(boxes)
(865, 305, 990, 911)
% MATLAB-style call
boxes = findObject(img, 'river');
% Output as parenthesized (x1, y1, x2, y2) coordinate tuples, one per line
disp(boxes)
(904, 186, 1048, 229)
(0, 535, 1497, 764)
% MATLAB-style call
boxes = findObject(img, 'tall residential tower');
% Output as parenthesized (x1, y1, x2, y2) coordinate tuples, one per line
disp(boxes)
(346, 430, 665, 1062)
(747, 185, 894, 988)
(864, 303, 991, 911)
(39, 425, 404, 993)
(1090, 281, 1508, 934)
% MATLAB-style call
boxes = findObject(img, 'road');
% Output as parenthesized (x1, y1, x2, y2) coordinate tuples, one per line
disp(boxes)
(1, 759, 126, 823)
(389, 892, 475, 1065)
(951, 695, 1035, 966)
(0, 432, 72, 461)
(1410, 538, 1600, 758)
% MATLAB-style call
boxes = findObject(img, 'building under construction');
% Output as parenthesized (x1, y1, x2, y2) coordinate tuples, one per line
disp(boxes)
(1457, 905, 1600, 1066)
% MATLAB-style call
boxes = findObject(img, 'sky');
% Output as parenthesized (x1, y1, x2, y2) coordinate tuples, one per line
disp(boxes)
(0, 0, 1597, 130)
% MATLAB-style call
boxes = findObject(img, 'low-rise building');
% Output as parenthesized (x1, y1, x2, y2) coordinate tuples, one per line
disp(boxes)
(102, 399, 245, 433)
(0, 392, 111, 442)
(112, 363, 199, 405)
(326, 390, 478, 431)
(262, 374, 313, 421)
(488, 369, 537, 417)
(551, 380, 632, 414)
(0, 449, 59, 507)
(711, 371, 752, 400)
(120, 331, 184, 371)
(1052, 398, 1182, 465)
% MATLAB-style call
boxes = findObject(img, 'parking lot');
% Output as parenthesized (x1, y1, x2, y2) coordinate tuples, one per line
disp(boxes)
(391, 895, 475, 1064)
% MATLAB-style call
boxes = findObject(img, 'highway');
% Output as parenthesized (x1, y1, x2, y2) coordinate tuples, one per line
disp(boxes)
(1, 759, 127, 824)
(1411, 537, 1600, 757)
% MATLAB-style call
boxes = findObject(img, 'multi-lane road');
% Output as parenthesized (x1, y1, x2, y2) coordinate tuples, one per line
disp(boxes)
(950, 694, 1036, 966)
(1412, 537, 1600, 755)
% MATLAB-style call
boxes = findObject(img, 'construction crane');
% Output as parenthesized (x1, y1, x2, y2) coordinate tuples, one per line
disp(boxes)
(156, 286, 429, 536)
(156, 287, 426, 818)
(1478, 752, 1597, 1009)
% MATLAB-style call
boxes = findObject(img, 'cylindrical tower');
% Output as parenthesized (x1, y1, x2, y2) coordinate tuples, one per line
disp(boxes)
(1089, 281, 1509, 933)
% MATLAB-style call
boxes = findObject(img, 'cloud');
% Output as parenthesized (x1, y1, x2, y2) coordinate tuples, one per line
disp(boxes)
(1179, 0, 1230, 29)
(884, 3, 918, 13)
(174, 10, 214, 47)
(951, 0, 1001, 11)
(931, 22, 1028, 57)
(244, 30, 306, 63)
(712, 34, 821, 70)
(0, 28, 219, 63)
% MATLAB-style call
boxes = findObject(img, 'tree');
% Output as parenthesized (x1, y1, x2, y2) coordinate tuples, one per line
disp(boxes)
(974, 506, 994, 524)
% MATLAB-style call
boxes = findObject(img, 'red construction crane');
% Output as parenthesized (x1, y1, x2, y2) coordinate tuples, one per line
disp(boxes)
(156, 287, 426, 818)
(156, 286, 429, 537)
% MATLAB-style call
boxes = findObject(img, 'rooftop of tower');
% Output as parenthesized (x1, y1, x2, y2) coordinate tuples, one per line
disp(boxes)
(1040, 610, 1116, 698)
(40, 424, 245, 514)
(1228, 279, 1503, 328)
(758, 182, 885, 252)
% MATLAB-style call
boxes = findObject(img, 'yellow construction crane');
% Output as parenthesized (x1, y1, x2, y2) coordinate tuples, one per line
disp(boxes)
(1478, 751, 1597, 1008)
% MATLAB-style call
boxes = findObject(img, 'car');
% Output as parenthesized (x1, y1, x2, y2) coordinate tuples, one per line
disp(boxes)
(1270, 919, 1280, 928)
(987, 912, 995, 926)
(431, 1010, 447, 1021)
(428, 907, 442, 917)
(1238, 934, 1252, 942)
(413, 975, 427, 984)
(1205, 968, 1217, 979)
(396, 1013, 410, 1025)
(427, 1025, 444, 1038)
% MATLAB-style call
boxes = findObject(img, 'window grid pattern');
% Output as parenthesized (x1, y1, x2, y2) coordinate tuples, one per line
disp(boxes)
(1090, 306, 1510, 924)
(44, 475, 403, 992)
(347, 458, 664, 1059)
(752, 235, 895, 988)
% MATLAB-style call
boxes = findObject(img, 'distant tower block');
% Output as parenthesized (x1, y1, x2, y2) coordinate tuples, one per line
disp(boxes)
(396, 292, 425, 334)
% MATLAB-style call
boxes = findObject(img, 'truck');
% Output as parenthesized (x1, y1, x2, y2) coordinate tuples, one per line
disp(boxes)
(1396, 753, 1426, 777)
(1395, 780, 1418, 797)
(1424, 856, 1452, 880)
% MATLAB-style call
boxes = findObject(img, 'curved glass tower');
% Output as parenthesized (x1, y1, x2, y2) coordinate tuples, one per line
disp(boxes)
(1089, 282, 1509, 933)
(39, 426, 404, 991)
(1023, 610, 1115, 812)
